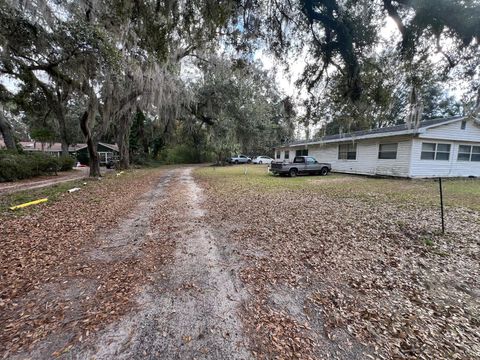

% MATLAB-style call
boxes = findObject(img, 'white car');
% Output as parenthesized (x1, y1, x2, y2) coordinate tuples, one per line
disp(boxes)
(227, 154, 252, 164)
(252, 156, 274, 164)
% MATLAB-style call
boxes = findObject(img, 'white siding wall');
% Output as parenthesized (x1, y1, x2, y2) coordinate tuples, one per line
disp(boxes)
(409, 138, 480, 177)
(291, 136, 413, 177)
(409, 119, 480, 177)
(419, 119, 480, 142)
(275, 148, 287, 161)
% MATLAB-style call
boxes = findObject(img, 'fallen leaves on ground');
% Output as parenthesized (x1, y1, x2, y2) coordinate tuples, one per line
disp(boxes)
(0, 169, 176, 358)
(196, 171, 480, 359)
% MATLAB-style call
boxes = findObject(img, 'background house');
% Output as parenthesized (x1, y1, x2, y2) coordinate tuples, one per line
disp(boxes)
(75, 143, 119, 165)
(275, 116, 480, 178)
(0, 140, 119, 166)
(16, 142, 85, 156)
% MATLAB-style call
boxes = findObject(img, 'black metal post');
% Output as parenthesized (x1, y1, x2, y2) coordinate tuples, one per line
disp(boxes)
(439, 177, 445, 234)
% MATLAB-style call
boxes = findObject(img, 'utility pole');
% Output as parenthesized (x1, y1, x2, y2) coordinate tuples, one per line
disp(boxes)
(439, 177, 445, 234)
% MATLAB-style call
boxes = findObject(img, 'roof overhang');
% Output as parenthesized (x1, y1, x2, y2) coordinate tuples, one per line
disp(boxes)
(421, 116, 465, 130)
(275, 116, 469, 149)
(276, 129, 419, 149)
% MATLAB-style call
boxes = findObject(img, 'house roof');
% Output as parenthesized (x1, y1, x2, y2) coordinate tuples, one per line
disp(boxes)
(74, 142, 119, 152)
(18, 142, 87, 152)
(0, 139, 119, 152)
(277, 116, 466, 148)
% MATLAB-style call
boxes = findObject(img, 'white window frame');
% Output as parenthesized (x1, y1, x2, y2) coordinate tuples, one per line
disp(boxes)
(457, 144, 480, 162)
(420, 142, 451, 161)
(98, 151, 111, 164)
(338, 143, 357, 160)
(378, 143, 398, 160)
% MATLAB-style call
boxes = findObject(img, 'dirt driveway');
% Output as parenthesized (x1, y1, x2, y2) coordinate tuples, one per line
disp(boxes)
(73, 168, 252, 359)
(0, 167, 90, 195)
(4, 167, 252, 359)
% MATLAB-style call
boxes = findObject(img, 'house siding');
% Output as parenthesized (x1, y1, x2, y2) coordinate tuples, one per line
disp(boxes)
(275, 118, 480, 178)
(410, 138, 480, 177)
(279, 136, 413, 177)
(409, 119, 480, 177)
(418, 118, 480, 142)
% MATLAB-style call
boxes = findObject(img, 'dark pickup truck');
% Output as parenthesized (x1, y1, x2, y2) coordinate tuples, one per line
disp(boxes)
(270, 156, 331, 177)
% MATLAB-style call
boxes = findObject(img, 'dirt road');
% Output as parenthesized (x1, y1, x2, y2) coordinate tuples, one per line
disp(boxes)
(78, 168, 251, 359)
(9, 167, 251, 359)
(0, 168, 89, 195)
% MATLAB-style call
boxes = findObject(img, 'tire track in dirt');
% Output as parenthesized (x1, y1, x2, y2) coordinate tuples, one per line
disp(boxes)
(6, 169, 175, 360)
(76, 168, 252, 359)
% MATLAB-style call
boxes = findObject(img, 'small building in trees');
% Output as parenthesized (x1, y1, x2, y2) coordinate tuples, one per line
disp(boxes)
(274, 116, 480, 178)
(74, 143, 119, 165)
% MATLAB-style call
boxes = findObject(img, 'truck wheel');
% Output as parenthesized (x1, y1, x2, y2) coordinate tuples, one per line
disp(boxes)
(289, 168, 298, 177)
(320, 167, 329, 176)
(259, 161, 263, 164)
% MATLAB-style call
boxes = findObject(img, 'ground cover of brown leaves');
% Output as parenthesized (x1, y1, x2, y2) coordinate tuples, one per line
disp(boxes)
(196, 168, 480, 359)
(0, 169, 176, 358)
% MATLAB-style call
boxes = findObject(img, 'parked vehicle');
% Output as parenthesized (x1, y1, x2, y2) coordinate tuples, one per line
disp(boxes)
(252, 156, 274, 164)
(270, 156, 331, 177)
(227, 154, 252, 164)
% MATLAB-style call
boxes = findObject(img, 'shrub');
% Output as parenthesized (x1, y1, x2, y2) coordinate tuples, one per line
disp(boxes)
(29, 153, 59, 173)
(158, 144, 214, 164)
(0, 151, 60, 182)
(58, 155, 75, 171)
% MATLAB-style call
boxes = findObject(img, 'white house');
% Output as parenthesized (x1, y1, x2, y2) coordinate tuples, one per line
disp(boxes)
(274, 116, 480, 178)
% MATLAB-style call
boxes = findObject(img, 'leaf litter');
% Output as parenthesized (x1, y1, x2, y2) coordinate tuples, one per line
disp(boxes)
(196, 170, 480, 359)
(0, 169, 177, 358)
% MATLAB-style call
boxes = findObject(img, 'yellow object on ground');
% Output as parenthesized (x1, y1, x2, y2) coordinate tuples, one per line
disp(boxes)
(9, 198, 48, 210)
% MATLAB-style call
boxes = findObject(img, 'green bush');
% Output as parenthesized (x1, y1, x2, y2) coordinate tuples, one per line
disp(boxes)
(0, 151, 60, 182)
(158, 144, 214, 164)
(58, 155, 75, 171)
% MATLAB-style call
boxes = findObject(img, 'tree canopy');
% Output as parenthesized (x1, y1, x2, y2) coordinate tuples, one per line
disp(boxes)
(0, 0, 479, 172)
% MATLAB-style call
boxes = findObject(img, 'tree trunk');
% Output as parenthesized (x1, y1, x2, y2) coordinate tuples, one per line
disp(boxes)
(0, 106, 17, 152)
(53, 101, 70, 157)
(136, 111, 149, 155)
(80, 111, 101, 177)
(116, 113, 133, 170)
(61, 141, 69, 156)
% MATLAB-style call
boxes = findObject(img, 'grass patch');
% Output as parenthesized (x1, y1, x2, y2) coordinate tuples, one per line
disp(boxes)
(0, 168, 161, 216)
(423, 237, 434, 246)
(0, 179, 87, 215)
(196, 165, 480, 211)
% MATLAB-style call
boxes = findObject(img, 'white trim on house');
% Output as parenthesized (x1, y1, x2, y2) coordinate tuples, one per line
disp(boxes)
(279, 129, 418, 148)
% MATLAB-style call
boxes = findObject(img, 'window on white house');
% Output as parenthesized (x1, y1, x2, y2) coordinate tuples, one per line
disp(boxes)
(378, 143, 398, 159)
(276, 152, 280, 159)
(295, 149, 308, 156)
(461, 120, 466, 130)
(421, 143, 451, 160)
(458, 145, 471, 161)
(284, 151, 290, 159)
(474, 146, 480, 162)
(338, 143, 357, 160)
(458, 145, 480, 162)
